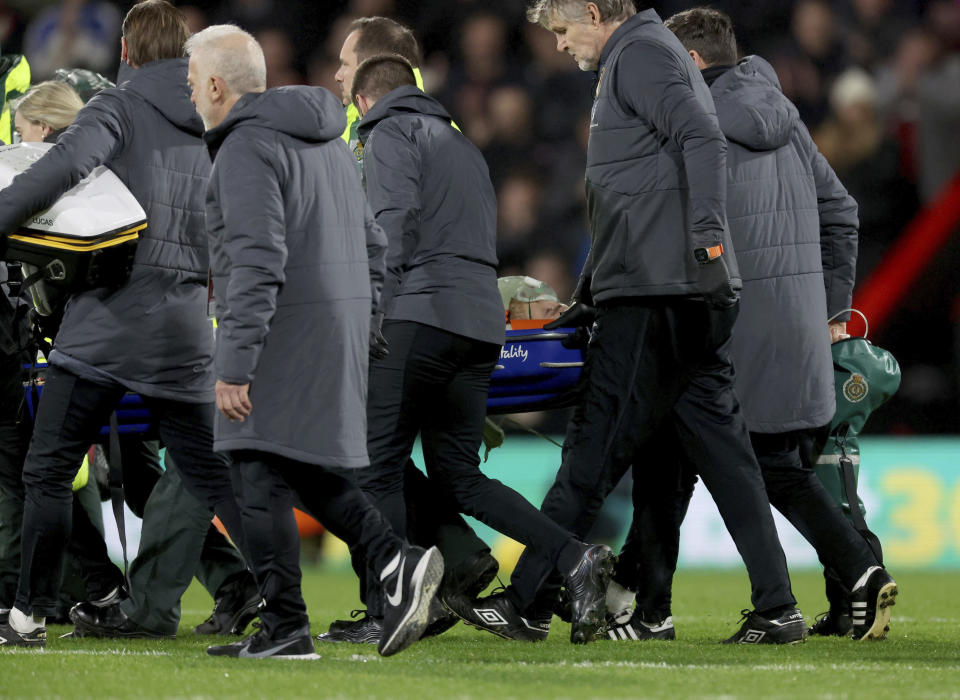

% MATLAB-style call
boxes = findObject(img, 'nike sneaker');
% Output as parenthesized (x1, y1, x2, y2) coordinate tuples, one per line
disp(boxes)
(378, 545, 444, 657)
(207, 623, 318, 659)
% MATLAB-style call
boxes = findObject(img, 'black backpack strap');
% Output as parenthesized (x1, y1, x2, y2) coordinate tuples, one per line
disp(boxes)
(835, 425, 884, 565)
(107, 412, 130, 587)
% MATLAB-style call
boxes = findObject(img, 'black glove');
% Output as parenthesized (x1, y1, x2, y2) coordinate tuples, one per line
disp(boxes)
(369, 311, 388, 361)
(543, 302, 597, 330)
(698, 255, 741, 309)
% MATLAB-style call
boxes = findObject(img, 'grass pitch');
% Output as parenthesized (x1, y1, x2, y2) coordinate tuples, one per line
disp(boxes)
(2, 567, 958, 699)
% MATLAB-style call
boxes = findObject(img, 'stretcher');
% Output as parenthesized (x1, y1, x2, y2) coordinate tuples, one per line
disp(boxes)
(22, 328, 586, 435)
(23, 365, 154, 437)
(0, 142, 145, 315)
(488, 327, 585, 414)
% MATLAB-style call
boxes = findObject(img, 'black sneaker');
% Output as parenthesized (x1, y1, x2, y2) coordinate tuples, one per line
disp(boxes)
(602, 613, 675, 641)
(808, 610, 852, 637)
(850, 566, 898, 641)
(723, 608, 807, 644)
(378, 545, 444, 657)
(194, 572, 261, 635)
(0, 620, 46, 648)
(422, 595, 458, 639)
(323, 609, 370, 637)
(423, 550, 499, 639)
(207, 623, 318, 659)
(443, 589, 550, 642)
(443, 551, 499, 598)
(316, 614, 382, 644)
(90, 585, 127, 607)
(564, 544, 615, 644)
(69, 601, 174, 639)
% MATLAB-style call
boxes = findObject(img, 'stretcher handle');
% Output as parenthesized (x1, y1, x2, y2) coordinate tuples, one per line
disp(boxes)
(539, 362, 584, 368)
(504, 331, 573, 342)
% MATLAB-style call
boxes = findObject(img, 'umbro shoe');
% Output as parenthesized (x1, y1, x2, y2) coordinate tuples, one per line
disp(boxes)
(316, 614, 382, 644)
(808, 609, 852, 637)
(723, 608, 807, 644)
(443, 589, 550, 642)
(602, 614, 675, 641)
(207, 623, 318, 659)
(850, 566, 898, 641)
(564, 543, 615, 644)
(194, 571, 261, 635)
(378, 545, 444, 657)
(0, 620, 46, 648)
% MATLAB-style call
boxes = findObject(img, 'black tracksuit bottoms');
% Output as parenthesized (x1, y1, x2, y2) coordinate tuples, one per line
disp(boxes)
(228, 450, 402, 638)
(14, 365, 245, 618)
(621, 430, 880, 622)
(507, 298, 797, 617)
(354, 320, 582, 616)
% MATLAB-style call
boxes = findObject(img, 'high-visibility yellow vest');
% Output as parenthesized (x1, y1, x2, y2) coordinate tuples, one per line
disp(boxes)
(341, 67, 458, 163)
(0, 54, 30, 145)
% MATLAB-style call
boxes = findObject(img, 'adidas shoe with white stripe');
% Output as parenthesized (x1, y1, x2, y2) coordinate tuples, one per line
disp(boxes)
(850, 566, 898, 641)
(603, 614, 675, 641)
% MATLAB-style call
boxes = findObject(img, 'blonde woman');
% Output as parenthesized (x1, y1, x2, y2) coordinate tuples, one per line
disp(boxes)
(12, 80, 83, 143)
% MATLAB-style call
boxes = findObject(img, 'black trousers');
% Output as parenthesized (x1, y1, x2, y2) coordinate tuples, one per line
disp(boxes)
(0, 347, 34, 608)
(230, 450, 401, 638)
(15, 365, 245, 617)
(354, 320, 579, 616)
(507, 299, 796, 616)
(1, 349, 127, 610)
(348, 458, 491, 614)
(622, 430, 882, 620)
(615, 424, 697, 623)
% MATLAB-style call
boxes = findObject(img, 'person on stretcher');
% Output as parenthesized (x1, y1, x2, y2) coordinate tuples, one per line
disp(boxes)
(498, 276, 568, 329)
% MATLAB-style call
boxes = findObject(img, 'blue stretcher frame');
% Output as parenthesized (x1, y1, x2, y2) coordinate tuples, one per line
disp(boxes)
(23, 328, 586, 433)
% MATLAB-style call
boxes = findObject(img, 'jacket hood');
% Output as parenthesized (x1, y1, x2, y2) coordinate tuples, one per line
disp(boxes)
(710, 55, 799, 151)
(117, 59, 204, 136)
(203, 86, 347, 150)
(357, 86, 451, 142)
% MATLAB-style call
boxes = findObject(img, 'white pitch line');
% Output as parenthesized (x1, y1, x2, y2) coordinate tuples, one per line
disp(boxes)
(1, 649, 174, 656)
(514, 660, 960, 674)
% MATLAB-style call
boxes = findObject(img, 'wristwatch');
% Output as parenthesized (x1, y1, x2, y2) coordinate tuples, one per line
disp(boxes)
(694, 244, 724, 264)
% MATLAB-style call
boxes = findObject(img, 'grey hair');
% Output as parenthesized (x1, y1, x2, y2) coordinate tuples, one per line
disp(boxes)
(185, 24, 266, 95)
(526, 0, 637, 26)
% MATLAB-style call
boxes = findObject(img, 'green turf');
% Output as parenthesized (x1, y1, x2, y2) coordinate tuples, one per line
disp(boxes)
(2, 568, 958, 699)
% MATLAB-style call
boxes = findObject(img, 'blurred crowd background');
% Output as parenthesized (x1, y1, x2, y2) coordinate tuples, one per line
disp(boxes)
(1, 0, 959, 435)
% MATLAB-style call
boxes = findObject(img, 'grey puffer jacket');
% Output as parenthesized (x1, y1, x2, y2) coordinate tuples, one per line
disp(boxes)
(582, 9, 736, 303)
(0, 59, 214, 402)
(710, 56, 859, 432)
(205, 86, 386, 467)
